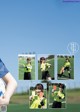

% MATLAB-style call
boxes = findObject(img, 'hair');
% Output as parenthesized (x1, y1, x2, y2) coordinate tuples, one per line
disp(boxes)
(40, 57, 45, 64)
(26, 57, 31, 64)
(66, 58, 70, 62)
(58, 83, 65, 90)
(35, 83, 44, 92)
(27, 57, 31, 61)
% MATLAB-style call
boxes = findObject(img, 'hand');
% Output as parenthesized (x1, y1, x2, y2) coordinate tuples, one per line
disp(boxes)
(0, 96, 9, 106)
(40, 100, 44, 106)
(25, 67, 28, 70)
(58, 96, 61, 99)
(29, 96, 34, 101)
(52, 89, 54, 93)
(38, 105, 41, 108)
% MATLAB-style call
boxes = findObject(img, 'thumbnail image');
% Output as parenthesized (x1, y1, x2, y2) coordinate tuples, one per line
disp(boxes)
(48, 83, 66, 108)
(57, 55, 74, 80)
(18, 54, 35, 80)
(29, 82, 47, 109)
(38, 54, 55, 81)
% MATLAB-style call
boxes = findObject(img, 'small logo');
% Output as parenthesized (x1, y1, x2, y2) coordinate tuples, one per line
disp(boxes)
(63, 0, 80, 2)
(67, 42, 79, 54)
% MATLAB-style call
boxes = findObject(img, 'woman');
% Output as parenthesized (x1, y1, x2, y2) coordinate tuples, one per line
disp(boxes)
(40, 57, 51, 80)
(30, 83, 47, 109)
(23, 57, 32, 80)
(0, 59, 17, 106)
(59, 58, 71, 78)
(52, 84, 65, 108)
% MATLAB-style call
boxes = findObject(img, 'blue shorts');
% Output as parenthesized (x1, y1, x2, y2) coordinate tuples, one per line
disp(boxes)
(0, 59, 9, 78)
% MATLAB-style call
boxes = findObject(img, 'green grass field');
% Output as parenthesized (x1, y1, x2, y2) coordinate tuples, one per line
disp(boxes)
(18, 57, 35, 80)
(7, 104, 80, 112)
(38, 58, 54, 80)
(57, 56, 74, 80)
(7, 89, 80, 112)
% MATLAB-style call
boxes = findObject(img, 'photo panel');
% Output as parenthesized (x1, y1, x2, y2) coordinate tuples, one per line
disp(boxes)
(37, 54, 55, 81)
(57, 55, 74, 80)
(18, 54, 35, 80)
(29, 81, 47, 109)
(48, 83, 66, 109)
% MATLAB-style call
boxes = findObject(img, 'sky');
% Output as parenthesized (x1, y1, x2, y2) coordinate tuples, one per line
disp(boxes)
(0, 0, 80, 92)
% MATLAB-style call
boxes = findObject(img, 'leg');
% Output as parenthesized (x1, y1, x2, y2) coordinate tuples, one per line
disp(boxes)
(68, 71, 71, 78)
(52, 101, 58, 108)
(67, 67, 71, 78)
(57, 102, 62, 108)
(46, 71, 51, 80)
(24, 72, 27, 80)
(42, 71, 46, 80)
(24, 72, 31, 80)
(60, 67, 65, 75)
(28, 72, 31, 80)
(58, 67, 65, 77)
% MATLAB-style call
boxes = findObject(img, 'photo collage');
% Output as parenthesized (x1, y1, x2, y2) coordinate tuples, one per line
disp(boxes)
(18, 54, 74, 109)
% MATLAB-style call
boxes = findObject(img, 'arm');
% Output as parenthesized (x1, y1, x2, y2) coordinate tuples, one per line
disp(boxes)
(40, 64, 43, 71)
(46, 63, 51, 68)
(58, 91, 65, 99)
(27, 65, 32, 69)
(0, 72, 17, 105)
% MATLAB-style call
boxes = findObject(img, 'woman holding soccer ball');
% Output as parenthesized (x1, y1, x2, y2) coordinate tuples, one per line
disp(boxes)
(0, 59, 17, 106)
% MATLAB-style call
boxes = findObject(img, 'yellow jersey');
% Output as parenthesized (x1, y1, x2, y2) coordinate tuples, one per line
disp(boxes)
(40, 63, 51, 71)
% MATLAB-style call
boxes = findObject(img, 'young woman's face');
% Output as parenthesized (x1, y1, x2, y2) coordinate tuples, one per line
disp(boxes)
(66, 59, 69, 62)
(36, 90, 44, 98)
(35, 89, 44, 97)
(66, 60, 68, 62)
(35, 89, 41, 95)
(42, 60, 45, 63)
(27, 60, 31, 63)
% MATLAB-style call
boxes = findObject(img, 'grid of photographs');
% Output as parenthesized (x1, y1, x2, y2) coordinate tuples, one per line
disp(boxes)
(18, 54, 74, 109)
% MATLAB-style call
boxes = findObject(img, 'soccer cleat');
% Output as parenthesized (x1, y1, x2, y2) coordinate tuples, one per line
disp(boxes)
(69, 74, 71, 78)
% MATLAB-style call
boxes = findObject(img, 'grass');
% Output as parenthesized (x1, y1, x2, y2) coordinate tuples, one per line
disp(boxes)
(18, 57, 35, 80)
(57, 57, 74, 80)
(10, 92, 29, 104)
(7, 104, 27, 112)
(7, 104, 80, 112)
(7, 89, 80, 112)
(67, 89, 80, 103)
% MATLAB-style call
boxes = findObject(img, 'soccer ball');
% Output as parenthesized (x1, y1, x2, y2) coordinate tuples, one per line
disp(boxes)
(48, 65, 50, 68)
(47, 77, 51, 80)
(0, 79, 5, 97)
